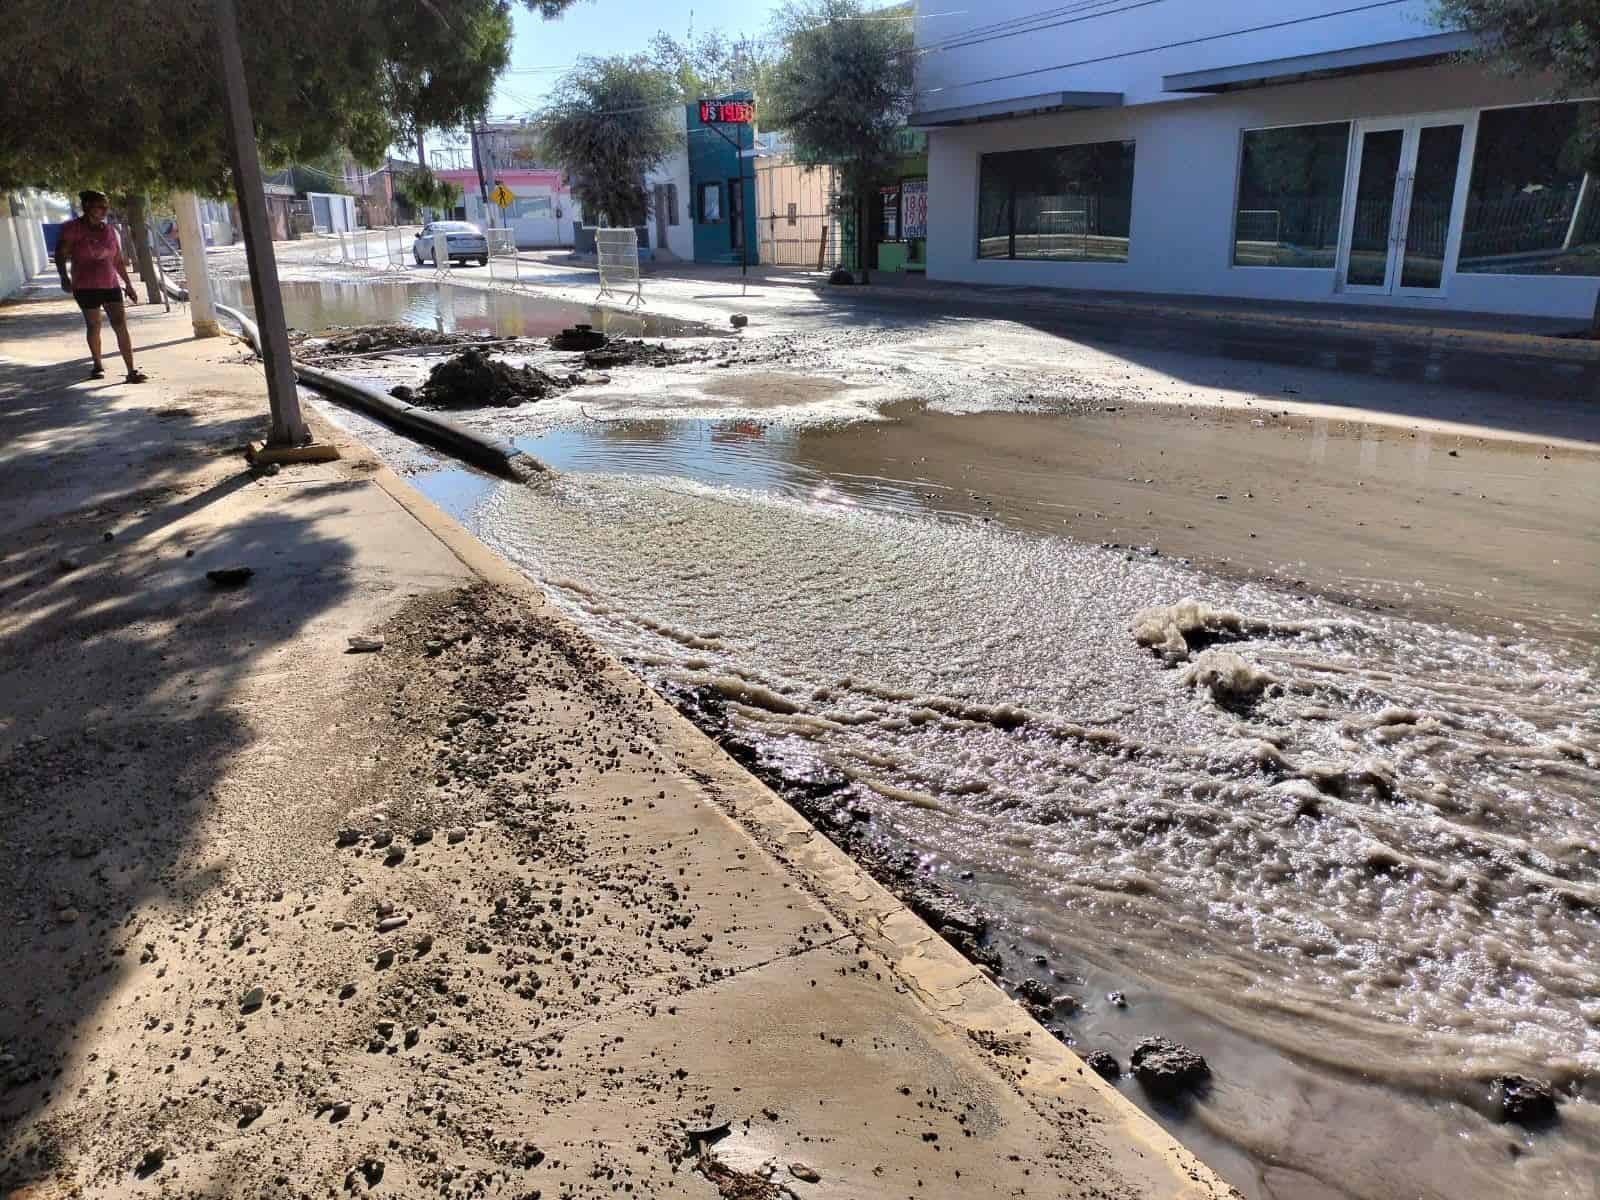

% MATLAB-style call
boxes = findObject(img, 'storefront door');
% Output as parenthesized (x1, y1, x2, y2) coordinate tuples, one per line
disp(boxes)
(1337, 113, 1476, 297)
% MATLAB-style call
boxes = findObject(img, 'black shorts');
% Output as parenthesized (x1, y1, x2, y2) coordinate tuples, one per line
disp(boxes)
(74, 288, 124, 311)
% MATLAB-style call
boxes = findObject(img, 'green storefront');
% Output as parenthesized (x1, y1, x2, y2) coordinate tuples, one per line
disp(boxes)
(838, 129, 929, 274)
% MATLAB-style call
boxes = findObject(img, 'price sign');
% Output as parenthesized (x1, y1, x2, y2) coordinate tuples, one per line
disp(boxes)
(699, 99, 754, 124)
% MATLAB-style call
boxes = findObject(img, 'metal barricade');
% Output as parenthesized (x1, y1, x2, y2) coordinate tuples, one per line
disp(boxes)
(487, 229, 519, 287)
(386, 227, 406, 271)
(433, 228, 451, 279)
(595, 227, 642, 306)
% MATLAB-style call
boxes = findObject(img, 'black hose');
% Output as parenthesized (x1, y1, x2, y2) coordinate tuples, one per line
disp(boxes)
(213, 302, 548, 482)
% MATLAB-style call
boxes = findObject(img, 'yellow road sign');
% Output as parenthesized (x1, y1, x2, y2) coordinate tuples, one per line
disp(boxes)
(491, 183, 514, 209)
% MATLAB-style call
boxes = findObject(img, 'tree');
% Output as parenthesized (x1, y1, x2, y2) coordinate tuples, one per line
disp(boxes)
(646, 30, 775, 101)
(1437, 0, 1600, 331)
(536, 57, 681, 227)
(0, 0, 577, 198)
(764, 0, 915, 282)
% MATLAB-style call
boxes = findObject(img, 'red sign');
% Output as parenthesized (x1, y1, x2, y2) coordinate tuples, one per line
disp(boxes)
(699, 99, 754, 124)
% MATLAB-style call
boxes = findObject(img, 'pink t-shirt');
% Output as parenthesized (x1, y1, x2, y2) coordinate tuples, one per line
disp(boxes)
(57, 218, 123, 290)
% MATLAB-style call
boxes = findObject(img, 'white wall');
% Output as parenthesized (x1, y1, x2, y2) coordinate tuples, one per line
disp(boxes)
(305, 192, 357, 234)
(924, 63, 1600, 320)
(467, 189, 577, 247)
(915, 0, 1445, 113)
(645, 112, 694, 261)
(1, 191, 54, 299)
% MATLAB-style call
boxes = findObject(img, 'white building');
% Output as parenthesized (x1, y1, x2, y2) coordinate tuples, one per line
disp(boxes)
(645, 107, 694, 263)
(449, 169, 580, 248)
(1, 190, 62, 298)
(913, 0, 1600, 320)
(305, 191, 359, 234)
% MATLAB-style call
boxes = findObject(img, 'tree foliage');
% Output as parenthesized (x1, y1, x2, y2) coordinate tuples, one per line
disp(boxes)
(536, 56, 680, 227)
(0, 0, 576, 197)
(1438, 0, 1600, 170)
(394, 168, 463, 213)
(764, 0, 915, 276)
(646, 30, 775, 101)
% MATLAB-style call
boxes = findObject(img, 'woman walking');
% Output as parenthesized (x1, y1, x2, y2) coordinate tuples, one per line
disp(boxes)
(55, 190, 146, 382)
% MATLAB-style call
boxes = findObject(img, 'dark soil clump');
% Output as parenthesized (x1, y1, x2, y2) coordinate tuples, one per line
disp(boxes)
(412, 347, 568, 409)
(303, 324, 492, 357)
(582, 339, 705, 370)
(1489, 1074, 1558, 1126)
(1082, 1050, 1121, 1081)
(1130, 1036, 1210, 1098)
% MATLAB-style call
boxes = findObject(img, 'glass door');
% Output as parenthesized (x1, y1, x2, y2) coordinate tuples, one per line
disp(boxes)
(1342, 122, 1407, 292)
(1339, 114, 1474, 296)
(1396, 118, 1472, 293)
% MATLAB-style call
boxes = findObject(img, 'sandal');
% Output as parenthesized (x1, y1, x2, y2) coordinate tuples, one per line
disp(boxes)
(125, 369, 147, 383)
(89, 364, 105, 379)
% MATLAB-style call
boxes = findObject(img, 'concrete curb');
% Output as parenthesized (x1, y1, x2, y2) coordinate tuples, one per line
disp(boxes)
(213, 302, 547, 482)
(352, 454, 1237, 1199)
(811, 279, 1600, 362)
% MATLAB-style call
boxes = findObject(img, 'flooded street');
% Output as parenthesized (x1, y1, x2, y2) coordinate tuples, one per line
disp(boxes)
(248, 270, 1598, 1199)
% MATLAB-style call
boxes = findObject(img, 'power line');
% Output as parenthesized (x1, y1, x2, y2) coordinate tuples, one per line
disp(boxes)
(915, 0, 1154, 56)
(924, 0, 1411, 95)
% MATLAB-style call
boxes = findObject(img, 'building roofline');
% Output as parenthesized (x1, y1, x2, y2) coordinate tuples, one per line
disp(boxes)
(1161, 31, 1481, 94)
(909, 91, 1123, 127)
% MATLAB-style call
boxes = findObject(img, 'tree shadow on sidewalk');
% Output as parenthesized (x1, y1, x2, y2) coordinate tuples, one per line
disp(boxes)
(0, 288, 366, 1188)
(0, 498, 360, 1188)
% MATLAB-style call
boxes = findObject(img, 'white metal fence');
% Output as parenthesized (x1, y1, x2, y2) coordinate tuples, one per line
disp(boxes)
(487, 228, 521, 288)
(595, 227, 642, 305)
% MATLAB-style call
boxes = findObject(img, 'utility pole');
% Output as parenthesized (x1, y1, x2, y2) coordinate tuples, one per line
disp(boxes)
(471, 118, 491, 227)
(213, 0, 307, 448)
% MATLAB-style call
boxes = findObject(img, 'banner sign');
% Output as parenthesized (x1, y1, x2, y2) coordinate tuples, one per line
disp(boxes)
(880, 185, 900, 240)
(699, 99, 755, 124)
(901, 178, 928, 239)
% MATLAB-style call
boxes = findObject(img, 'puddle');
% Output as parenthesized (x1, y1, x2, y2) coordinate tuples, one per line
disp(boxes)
(214, 277, 718, 340)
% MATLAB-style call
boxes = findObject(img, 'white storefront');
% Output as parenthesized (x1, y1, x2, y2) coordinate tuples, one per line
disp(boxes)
(454, 170, 580, 249)
(645, 107, 694, 263)
(914, 0, 1600, 320)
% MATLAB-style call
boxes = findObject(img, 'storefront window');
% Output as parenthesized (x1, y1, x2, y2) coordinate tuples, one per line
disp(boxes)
(700, 182, 721, 222)
(1233, 122, 1351, 268)
(976, 141, 1135, 262)
(1458, 101, 1600, 277)
(510, 196, 551, 220)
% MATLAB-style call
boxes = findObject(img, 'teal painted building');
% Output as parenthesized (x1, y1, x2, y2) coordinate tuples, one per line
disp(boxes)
(688, 93, 760, 267)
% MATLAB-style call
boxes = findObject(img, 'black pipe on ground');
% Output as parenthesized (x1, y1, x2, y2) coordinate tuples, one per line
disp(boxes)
(213, 302, 548, 482)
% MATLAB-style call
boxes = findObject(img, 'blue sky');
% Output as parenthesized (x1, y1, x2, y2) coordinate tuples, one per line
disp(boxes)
(490, 0, 788, 118)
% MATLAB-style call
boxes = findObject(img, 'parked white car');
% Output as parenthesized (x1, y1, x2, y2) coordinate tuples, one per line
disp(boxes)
(413, 221, 488, 267)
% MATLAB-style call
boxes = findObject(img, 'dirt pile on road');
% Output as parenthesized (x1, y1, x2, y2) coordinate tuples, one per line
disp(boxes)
(408, 346, 569, 408)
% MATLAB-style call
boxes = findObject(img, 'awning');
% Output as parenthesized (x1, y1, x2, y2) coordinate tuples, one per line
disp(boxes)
(909, 91, 1123, 128)
(1162, 31, 1481, 94)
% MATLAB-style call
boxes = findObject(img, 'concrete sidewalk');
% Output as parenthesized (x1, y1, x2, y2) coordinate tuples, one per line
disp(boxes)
(512, 247, 1600, 359)
(0, 283, 1235, 1198)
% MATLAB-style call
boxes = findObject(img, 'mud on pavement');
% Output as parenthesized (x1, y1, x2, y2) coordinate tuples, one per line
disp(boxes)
(1, 583, 1225, 1199)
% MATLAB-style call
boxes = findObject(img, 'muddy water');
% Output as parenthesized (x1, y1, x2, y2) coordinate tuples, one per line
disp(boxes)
(299, 312, 1600, 1196)
(505, 405, 1600, 645)
(213, 278, 716, 340)
(443, 458, 1599, 1200)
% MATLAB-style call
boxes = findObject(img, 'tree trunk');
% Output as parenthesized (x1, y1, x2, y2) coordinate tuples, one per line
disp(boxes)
(416, 120, 427, 172)
(857, 188, 871, 285)
(122, 193, 161, 304)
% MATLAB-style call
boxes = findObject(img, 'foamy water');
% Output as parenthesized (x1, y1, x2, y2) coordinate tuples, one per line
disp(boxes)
(460, 468, 1599, 1199)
